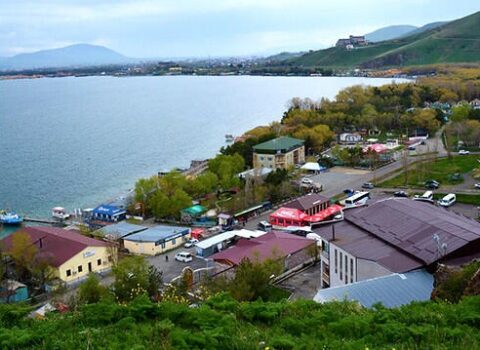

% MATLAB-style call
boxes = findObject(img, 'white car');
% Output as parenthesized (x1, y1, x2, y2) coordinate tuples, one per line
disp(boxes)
(475, 183, 480, 189)
(175, 252, 193, 263)
(458, 150, 470, 155)
(301, 177, 313, 185)
(184, 238, 199, 248)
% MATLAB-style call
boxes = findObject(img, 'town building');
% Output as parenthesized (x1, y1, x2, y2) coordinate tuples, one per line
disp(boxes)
(314, 269, 434, 308)
(339, 133, 363, 145)
(195, 229, 265, 258)
(252, 136, 305, 170)
(336, 35, 368, 48)
(1, 227, 115, 284)
(180, 205, 207, 224)
(284, 192, 330, 216)
(96, 222, 148, 246)
(0, 280, 29, 303)
(92, 204, 126, 223)
(123, 225, 191, 255)
(312, 198, 480, 289)
(211, 231, 315, 270)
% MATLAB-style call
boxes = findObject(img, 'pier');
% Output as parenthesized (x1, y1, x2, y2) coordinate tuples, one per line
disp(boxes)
(24, 217, 65, 225)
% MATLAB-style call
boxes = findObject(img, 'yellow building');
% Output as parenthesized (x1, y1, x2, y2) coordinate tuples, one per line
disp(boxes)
(123, 225, 191, 256)
(252, 136, 305, 170)
(2, 227, 116, 284)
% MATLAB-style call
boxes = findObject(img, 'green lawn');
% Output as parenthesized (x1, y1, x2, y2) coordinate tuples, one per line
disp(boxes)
(380, 155, 479, 188)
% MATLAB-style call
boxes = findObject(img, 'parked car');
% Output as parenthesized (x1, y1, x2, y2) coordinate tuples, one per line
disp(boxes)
(413, 190, 434, 203)
(458, 150, 470, 155)
(258, 220, 272, 232)
(175, 252, 193, 263)
(362, 182, 374, 189)
(438, 193, 456, 207)
(393, 191, 409, 198)
(475, 183, 480, 189)
(301, 177, 313, 185)
(408, 146, 416, 151)
(184, 238, 199, 248)
(425, 180, 440, 189)
(343, 188, 354, 195)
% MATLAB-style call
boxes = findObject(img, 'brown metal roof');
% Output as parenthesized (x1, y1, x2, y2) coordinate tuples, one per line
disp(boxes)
(284, 192, 329, 211)
(347, 198, 480, 265)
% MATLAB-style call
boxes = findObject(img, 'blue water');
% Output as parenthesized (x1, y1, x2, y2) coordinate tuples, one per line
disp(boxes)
(0, 75, 404, 235)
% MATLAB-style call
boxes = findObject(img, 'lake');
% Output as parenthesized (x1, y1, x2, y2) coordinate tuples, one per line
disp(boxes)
(0, 75, 404, 228)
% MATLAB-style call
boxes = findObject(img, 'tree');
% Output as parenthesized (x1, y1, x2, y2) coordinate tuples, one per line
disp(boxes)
(412, 109, 440, 134)
(292, 124, 334, 154)
(208, 154, 244, 189)
(134, 176, 159, 216)
(9, 231, 37, 280)
(78, 273, 109, 304)
(112, 256, 150, 302)
(169, 189, 192, 219)
(147, 266, 163, 301)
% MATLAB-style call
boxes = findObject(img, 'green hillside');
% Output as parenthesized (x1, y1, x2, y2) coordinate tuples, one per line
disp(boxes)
(289, 11, 480, 68)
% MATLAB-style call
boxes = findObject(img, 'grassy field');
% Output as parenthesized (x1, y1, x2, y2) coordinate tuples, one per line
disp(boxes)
(379, 155, 479, 188)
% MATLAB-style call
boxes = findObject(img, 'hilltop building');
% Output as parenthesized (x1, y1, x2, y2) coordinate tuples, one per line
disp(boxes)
(1, 227, 115, 284)
(336, 35, 368, 48)
(312, 198, 480, 289)
(252, 136, 305, 170)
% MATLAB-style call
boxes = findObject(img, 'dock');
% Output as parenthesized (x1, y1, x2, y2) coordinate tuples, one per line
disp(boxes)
(24, 217, 64, 225)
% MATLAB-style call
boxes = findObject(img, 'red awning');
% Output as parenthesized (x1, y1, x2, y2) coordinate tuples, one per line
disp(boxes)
(306, 204, 343, 223)
(363, 143, 388, 153)
(270, 207, 309, 221)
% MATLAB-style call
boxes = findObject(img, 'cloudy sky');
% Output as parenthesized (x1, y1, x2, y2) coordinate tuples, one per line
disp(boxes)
(1, 0, 478, 58)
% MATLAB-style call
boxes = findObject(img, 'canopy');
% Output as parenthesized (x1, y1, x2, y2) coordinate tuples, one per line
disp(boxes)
(306, 204, 343, 223)
(301, 162, 324, 172)
(270, 207, 309, 222)
(364, 143, 388, 153)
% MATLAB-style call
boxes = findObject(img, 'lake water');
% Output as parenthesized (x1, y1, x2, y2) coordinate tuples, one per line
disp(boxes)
(0, 75, 404, 230)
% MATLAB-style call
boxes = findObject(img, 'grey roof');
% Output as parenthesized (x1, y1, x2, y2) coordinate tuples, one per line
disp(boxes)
(253, 136, 304, 153)
(124, 225, 190, 243)
(347, 198, 480, 265)
(314, 269, 434, 308)
(285, 193, 329, 211)
(314, 220, 423, 273)
(97, 222, 148, 239)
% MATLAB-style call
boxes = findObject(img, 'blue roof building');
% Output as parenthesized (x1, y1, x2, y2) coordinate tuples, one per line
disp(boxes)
(123, 225, 191, 255)
(92, 205, 126, 223)
(97, 222, 147, 241)
(314, 269, 434, 308)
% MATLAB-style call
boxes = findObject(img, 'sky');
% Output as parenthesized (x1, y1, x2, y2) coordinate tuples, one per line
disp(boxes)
(1, 0, 479, 58)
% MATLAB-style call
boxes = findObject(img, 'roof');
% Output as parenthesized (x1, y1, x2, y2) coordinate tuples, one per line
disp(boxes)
(93, 204, 126, 216)
(314, 269, 434, 308)
(97, 222, 147, 239)
(123, 225, 190, 243)
(285, 193, 329, 211)
(347, 198, 480, 265)
(253, 136, 304, 153)
(238, 167, 273, 178)
(211, 231, 314, 266)
(270, 207, 309, 221)
(363, 143, 389, 153)
(195, 229, 265, 250)
(306, 204, 343, 223)
(1, 280, 27, 291)
(181, 205, 207, 216)
(300, 162, 324, 171)
(1, 227, 109, 267)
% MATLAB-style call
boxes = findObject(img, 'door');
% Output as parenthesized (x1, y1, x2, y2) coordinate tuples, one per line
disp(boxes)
(88, 262, 92, 272)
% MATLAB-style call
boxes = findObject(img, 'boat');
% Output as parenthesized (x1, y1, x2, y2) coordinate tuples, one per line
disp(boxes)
(52, 207, 70, 220)
(0, 210, 23, 225)
(225, 134, 234, 142)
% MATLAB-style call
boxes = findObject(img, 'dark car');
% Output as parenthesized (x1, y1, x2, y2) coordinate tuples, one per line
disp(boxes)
(343, 188, 354, 196)
(425, 180, 440, 189)
(393, 191, 409, 198)
(362, 182, 374, 189)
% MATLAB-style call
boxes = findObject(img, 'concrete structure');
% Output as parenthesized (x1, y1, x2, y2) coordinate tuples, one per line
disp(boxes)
(1, 227, 115, 284)
(211, 231, 315, 270)
(252, 136, 305, 170)
(0, 280, 29, 303)
(313, 198, 480, 289)
(314, 269, 434, 308)
(195, 229, 265, 258)
(123, 225, 191, 255)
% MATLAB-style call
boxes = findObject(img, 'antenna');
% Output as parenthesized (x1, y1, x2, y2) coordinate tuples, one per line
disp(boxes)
(432, 233, 447, 260)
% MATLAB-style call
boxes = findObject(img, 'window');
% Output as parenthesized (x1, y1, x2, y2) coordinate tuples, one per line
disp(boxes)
(66, 269, 72, 277)
(161, 242, 166, 249)
(334, 250, 338, 274)
(345, 255, 348, 284)
(97, 259, 102, 266)
(78, 265, 83, 273)
(172, 239, 176, 245)
(339, 252, 343, 280)
(350, 258, 354, 283)
(260, 156, 265, 160)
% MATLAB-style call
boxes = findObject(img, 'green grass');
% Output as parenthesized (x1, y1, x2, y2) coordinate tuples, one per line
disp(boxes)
(379, 155, 479, 188)
(266, 286, 291, 302)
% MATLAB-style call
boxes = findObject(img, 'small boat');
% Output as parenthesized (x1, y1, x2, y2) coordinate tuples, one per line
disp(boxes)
(225, 134, 234, 142)
(52, 207, 70, 220)
(0, 210, 23, 225)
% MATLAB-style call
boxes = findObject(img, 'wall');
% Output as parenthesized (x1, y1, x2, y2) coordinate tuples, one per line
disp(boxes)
(124, 233, 191, 256)
(57, 246, 116, 283)
(253, 145, 305, 170)
(328, 244, 357, 288)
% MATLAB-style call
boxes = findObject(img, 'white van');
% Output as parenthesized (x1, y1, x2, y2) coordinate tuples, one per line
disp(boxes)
(175, 252, 193, 263)
(413, 191, 433, 202)
(438, 193, 456, 207)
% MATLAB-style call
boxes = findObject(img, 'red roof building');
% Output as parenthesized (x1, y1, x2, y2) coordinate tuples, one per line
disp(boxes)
(211, 231, 314, 269)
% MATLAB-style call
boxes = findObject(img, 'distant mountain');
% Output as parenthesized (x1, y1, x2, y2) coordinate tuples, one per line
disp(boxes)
(399, 21, 449, 37)
(365, 25, 418, 42)
(286, 11, 480, 69)
(0, 44, 133, 71)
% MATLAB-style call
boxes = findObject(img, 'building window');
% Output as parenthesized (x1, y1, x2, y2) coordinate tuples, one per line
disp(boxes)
(345, 255, 348, 284)
(172, 239, 176, 245)
(260, 156, 264, 160)
(350, 258, 354, 283)
(161, 242, 166, 249)
(97, 259, 102, 266)
(78, 265, 83, 273)
(339, 252, 343, 280)
(66, 269, 72, 277)
(334, 249, 338, 274)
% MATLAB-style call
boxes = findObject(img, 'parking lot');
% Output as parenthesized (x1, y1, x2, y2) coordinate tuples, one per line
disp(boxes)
(308, 167, 371, 197)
